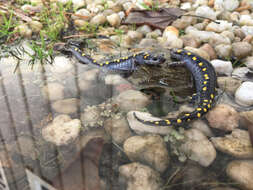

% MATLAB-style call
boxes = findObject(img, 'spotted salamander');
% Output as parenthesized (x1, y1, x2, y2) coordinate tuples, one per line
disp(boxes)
(134, 48, 217, 127)
(67, 45, 165, 72)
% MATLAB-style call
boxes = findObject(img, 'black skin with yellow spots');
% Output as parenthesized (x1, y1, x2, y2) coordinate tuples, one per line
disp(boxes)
(134, 48, 217, 127)
(67, 45, 166, 72)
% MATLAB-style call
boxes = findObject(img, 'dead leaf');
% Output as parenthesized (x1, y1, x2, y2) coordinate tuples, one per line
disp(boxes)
(123, 8, 186, 29)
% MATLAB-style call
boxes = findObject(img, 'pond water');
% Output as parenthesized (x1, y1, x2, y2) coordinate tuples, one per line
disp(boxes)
(0, 40, 253, 190)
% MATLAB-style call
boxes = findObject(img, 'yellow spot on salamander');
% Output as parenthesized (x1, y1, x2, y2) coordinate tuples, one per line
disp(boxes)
(144, 56, 147, 59)
(185, 113, 190, 116)
(133, 54, 137, 57)
(75, 48, 78, 51)
(202, 68, 207, 71)
(210, 94, 214, 99)
(82, 53, 85, 56)
(116, 59, 120, 62)
(177, 49, 182, 53)
(199, 62, 203, 66)
(196, 108, 202, 111)
(125, 56, 128, 59)
(155, 121, 159, 125)
(177, 119, 182, 124)
(187, 52, 191, 55)
(203, 108, 207, 112)
(203, 103, 207, 106)
(165, 120, 171, 125)
(204, 99, 209, 102)
(197, 113, 201, 118)
(203, 81, 207, 85)
(202, 86, 207, 91)
(93, 60, 97, 63)
(192, 57, 197, 61)
(100, 63, 103, 66)
(204, 74, 208, 77)
(105, 61, 109, 65)
(187, 119, 191, 122)
(207, 104, 211, 108)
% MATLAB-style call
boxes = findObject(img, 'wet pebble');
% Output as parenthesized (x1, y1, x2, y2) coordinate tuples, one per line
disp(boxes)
(180, 129, 216, 167)
(72, 0, 86, 8)
(217, 77, 242, 95)
(104, 116, 132, 145)
(79, 69, 99, 82)
(42, 114, 81, 146)
(210, 59, 233, 76)
(232, 42, 252, 59)
(123, 134, 169, 172)
(206, 104, 239, 131)
(226, 160, 253, 190)
(114, 90, 150, 112)
(42, 83, 65, 101)
(72, 9, 91, 20)
(119, 162, 162, 190)
(211, 129, 253, 158)
(52, 98, 80, 114)
(104, 74, 129, 85)
(189, 120, 214, 137)
(235, 82, 253, 106)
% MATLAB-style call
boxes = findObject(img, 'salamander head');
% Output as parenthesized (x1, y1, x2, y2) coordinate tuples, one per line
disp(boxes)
(135, 52, 166, 65)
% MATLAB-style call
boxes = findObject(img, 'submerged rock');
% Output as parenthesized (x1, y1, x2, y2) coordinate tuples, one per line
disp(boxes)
(52, 98, 80, 114)
(42, 114, 81, 146)
(119, 162, 163, 190)
(123, 135, 169, 172)
(42, 82, 65, 101)
(104, 115, 132, 145)
(211, 129, 253, 158)
(206, 104, 239, 131)
(226, 160, 253, 190)
(180, 129, 216, 167)
(114, 90, 150, 112)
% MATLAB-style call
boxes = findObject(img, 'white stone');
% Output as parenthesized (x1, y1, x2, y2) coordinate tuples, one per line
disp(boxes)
(223, 0, 239, 11)
(240, 15, 253, 26)
(42, 115, 81, 146)
(244, 56, 253, 70)
(136, 25, 152, 35)
(90, 13, 107, 25)
(180, 129, 216, 167)
(211, 59, 233, 76)
(42, 83, 64, 101)
(195, 6, 216, 20)
(226, 160, 253, 190)
(71, 9, 90, 20)
(51, 56, 73, 73)
(118, 11, 125, 20)
(214, 44, 232, 58)
(104, 74, 128, 85)
(106, 13, 121, 27)
(72, 0, 85, 9)
(52, 98, 80, 114)
(119, 163, 162, 190)
(114, 90, 149, 112)
(206, 21, 233, 33)
(235, 82, 253, 107)
(180, 2, 192, 10)
(242, 26, 253, 35)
